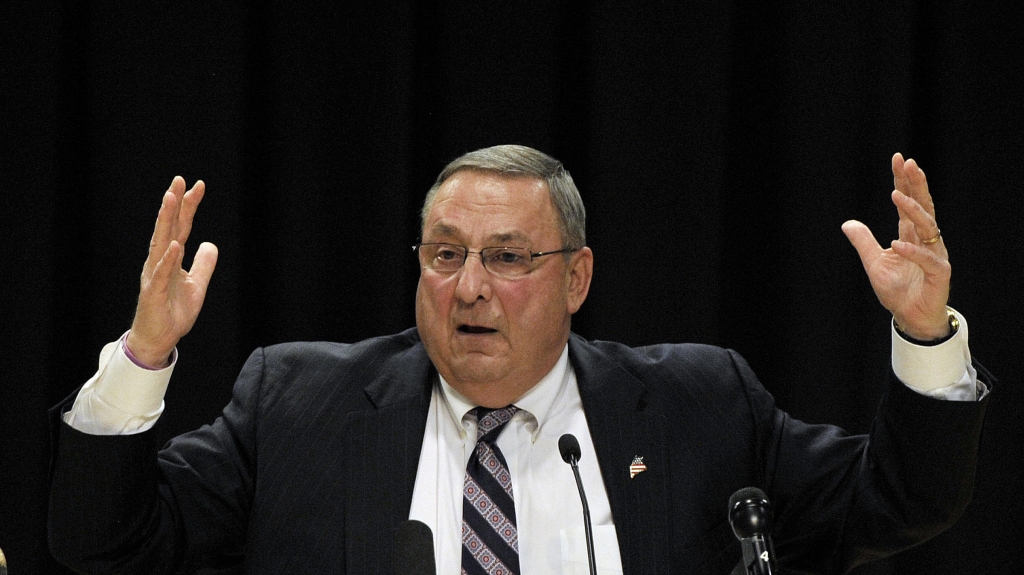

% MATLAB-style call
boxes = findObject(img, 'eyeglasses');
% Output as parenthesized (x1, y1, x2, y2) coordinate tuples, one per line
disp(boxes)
(413, 242, 577, 279)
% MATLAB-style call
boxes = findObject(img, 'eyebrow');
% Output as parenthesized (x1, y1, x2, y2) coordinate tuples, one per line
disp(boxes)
(426, 223, 531, 246)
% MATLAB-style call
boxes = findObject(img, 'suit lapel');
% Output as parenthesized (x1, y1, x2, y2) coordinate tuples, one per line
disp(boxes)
(342, 335, 434, 575)
(570, 335, 670, 575)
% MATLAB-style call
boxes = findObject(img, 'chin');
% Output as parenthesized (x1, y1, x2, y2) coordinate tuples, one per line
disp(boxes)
(448, 361, 507, 386)
(447, 352, 520, 385)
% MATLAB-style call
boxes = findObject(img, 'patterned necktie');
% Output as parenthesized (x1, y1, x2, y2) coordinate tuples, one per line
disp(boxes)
(462, 405, 521, 575)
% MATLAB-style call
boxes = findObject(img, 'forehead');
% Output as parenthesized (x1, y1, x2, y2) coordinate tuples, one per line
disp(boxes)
(424, 171, 560, 244)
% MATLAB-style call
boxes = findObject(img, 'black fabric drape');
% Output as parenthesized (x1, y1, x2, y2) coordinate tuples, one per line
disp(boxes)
(2, 2, 1020, 574)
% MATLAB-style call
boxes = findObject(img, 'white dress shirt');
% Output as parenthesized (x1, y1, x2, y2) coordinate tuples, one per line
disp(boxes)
(409, 345, 623, 574)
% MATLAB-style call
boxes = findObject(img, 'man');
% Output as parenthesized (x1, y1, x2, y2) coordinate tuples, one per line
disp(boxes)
(49, 145, 989, 574)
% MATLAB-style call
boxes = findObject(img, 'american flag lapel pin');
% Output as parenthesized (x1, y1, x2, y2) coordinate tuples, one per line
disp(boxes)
(629, 456, 647, 478)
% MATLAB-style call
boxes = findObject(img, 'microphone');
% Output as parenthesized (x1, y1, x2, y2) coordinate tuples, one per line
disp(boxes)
(728, 487, 777, 575)
(394, 519, 436, 575)
(559, 433, 597, 575)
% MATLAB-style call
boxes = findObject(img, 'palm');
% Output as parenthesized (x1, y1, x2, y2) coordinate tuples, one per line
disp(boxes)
(862, 245, 944, 331)
(137, 267, 207, 340)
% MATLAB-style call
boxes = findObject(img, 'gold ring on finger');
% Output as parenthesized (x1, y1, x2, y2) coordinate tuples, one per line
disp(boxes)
(921, 230, 941, 244)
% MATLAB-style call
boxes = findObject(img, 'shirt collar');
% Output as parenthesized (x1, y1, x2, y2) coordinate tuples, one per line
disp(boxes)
(438, 344, 572, 439)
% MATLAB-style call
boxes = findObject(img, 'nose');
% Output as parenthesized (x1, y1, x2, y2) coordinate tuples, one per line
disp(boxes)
(454, 252, 493, 304)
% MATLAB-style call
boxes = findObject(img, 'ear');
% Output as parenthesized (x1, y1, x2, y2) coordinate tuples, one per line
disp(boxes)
(565, 247, 593, 314)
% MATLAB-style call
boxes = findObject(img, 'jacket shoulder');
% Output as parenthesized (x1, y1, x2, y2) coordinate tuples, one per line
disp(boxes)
(260, 327, 423, 366)
(241, 327, 429, 410)
(571, 335, 747, 387)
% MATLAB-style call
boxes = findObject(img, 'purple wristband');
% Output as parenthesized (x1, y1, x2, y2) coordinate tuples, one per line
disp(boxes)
(121, 331, 176, 370)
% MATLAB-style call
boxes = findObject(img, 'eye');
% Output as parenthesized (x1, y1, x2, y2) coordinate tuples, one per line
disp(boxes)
(485, 248, 530, 270)
(435, 246, 462, 261)
(494, 250, 526, 264)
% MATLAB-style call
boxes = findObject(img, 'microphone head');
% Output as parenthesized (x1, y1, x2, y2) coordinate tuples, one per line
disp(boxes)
(728, 487, 773, 539)
(394, 520, 436, 575)
(558, 433, 582, 464)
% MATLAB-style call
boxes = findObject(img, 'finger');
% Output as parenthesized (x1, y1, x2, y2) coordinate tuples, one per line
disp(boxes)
(892, 153, 909, 199)
(165, 176, 188, 247)
(147, 240, 183, 298)
(891, 239, 952, 281)
(897, 211, 916, 243)
(841, 220, 883, 269)
(890, 153, 916, 240)
(902, 158, 936, 218)
(892, 190, 943, 248)
(894, 189, 920, 243)
(176, 180, 206, 245)
(144, 183, 183, 276)
(188, 242, 219, 292)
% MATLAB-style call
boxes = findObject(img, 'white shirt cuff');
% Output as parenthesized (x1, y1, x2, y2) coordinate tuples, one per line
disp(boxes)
(62, 331, 176, 435)
(891, 308, 980, 401)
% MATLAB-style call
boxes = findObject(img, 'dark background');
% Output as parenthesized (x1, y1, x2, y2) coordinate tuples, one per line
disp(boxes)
(1, 2, 1021, 574)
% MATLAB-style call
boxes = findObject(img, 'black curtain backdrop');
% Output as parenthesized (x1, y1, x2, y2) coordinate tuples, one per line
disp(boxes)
(2, 2, 1021, 574)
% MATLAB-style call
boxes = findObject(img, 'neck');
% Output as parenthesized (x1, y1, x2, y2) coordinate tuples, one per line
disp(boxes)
(449, 378, 537, 408)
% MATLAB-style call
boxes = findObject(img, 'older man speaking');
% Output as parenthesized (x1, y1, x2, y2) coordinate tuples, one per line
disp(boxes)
(49, 145, 988, 575)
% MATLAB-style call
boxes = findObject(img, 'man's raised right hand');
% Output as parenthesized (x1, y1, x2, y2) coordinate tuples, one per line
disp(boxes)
(126, 177, 218, 368)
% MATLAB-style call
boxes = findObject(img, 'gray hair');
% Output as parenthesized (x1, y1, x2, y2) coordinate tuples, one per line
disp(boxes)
(420, 145, 586, 250)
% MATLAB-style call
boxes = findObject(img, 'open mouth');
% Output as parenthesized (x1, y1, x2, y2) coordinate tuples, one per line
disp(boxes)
(458, 325, 498, 334)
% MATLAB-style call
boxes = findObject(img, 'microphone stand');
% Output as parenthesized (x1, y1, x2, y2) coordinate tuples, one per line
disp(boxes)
(569, 457, 597, 575)
(560, 434, 597, 575)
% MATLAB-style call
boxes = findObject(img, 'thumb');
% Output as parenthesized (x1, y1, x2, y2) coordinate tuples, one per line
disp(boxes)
(189, 242, 219, 292)
(841, 220, 882, 269)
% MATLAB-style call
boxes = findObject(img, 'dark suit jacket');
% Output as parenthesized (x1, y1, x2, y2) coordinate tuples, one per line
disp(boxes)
(48, 329, 990, 574)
